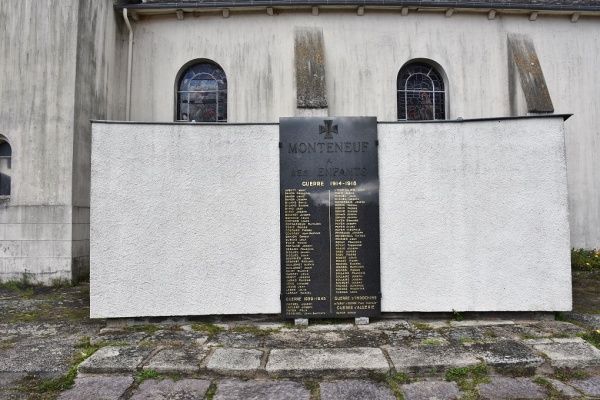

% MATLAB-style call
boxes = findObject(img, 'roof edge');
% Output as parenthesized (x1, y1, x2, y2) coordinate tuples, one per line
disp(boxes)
(91, 114, 573, 125)
(114, 1, 600, 13)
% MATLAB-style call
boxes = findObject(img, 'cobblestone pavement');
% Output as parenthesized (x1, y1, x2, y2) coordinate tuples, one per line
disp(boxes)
(2, 273, 600, 399)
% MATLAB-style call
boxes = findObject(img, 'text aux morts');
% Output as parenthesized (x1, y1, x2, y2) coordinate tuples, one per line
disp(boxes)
(288, 140, 369, 177)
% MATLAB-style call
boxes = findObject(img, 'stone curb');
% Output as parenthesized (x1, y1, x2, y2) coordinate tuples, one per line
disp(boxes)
(72, 318, 600, 380)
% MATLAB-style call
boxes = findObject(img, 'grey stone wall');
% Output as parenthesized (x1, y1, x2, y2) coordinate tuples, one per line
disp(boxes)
(0, 0, 123, 283)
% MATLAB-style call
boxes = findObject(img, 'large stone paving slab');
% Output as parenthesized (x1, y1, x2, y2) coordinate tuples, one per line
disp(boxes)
(356, 320, 410, 331)
(532, 340, 600, 368)
(477, 377, 547, 399)
(570, 375, 600, 396)
(266, 348, 389, 377)
(0, 372, 27, 388)
(449, 320, 514, 328)
(410, 329, 447, 343)
(77, 346, 154, 374)
(441, 326, 498, 345)
(471, 340, 545, 368)
(0, 323, 60, 338)
(233, 322, 286, 331)
(264, 330, 387, 348)
(0, 337, 80, 373)
(206, 348, 262, 376)
(387, 345, 479, 375)
(214, 379, 310, 400)
(533, 320, 586, 336)
(564, 312, 600, 330)
(401, 381, 460, 400)
(304, 324, 356, 332)
(0, 321, 100, 339)
(386, 330, 413, 346)
(320, 380, 395, 400)
(90, 331, 148, 346)
(130, 378, 210, 400)
(57, 376, 134, 400)
(143, 347, 207, 374)
(145, 330, 208, 346)
(208, 332, 260, 348)
(489, 321, 583, 341)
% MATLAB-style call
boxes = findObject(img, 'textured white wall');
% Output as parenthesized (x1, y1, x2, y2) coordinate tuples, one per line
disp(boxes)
(91, 123, 281, 317)
(91, 116, 570, 318)
(378, 118, 571, 312)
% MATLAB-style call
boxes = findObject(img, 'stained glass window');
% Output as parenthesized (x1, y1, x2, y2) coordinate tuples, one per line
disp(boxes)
(177, 62, 227, 122)
(397, 62, 446, 121)
(0, 140, 11, 196)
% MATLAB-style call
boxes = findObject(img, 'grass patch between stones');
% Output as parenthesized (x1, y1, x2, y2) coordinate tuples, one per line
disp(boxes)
(552, 368, 589, 382)
(496, 366, 536, 378)
(445, 362, 490, 400)
(136, 369, 159, 383)
(412, 323, 433, 331)
(387, 372, 413, 400)
(19, 288, 35, 299)
(34, 339, 106, 396)
(191, 323, 224, 335)
(452, 310, 464, 322)
(0, 341, 15, 350)
(304, 380, 320, 400)
(421, 339, 443, 345)
(579, 330, 600, 349)
(370, 372, 413, 400)
(0, 273, 34, 291)
(445, 362, 489, 382)
(9, 309, 44, 323)
(205, 383, 217, 400)
(532, 377, 567, 399)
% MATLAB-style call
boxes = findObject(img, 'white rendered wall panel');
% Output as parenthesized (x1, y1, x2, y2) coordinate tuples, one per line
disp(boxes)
(91, 123, 281, 317)
(378, 118, 571, 312)
(91, 117, 571, 317)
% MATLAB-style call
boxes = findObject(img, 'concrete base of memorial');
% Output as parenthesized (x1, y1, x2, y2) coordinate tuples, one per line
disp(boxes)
(90, 116, 571, 318)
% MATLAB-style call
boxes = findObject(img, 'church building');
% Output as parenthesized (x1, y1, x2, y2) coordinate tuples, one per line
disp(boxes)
(1, 1, 599, 316)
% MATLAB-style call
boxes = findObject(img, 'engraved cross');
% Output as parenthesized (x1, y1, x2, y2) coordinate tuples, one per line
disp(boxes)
(319, 120, 338, 140)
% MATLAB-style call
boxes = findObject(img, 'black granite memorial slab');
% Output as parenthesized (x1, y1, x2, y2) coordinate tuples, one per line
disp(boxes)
(280, 117, 381, 318)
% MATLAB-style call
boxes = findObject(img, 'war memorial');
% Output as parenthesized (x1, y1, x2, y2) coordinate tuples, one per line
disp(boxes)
(3, 1, 600, 398)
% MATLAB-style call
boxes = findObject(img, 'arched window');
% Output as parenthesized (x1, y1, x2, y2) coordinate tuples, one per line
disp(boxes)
(397, 62, 446, 121)
(0, 137, 11, 196)
(176, 61, 227, 122)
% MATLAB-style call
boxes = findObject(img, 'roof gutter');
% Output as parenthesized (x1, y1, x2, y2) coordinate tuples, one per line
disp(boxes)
(114, 1, 600, 13)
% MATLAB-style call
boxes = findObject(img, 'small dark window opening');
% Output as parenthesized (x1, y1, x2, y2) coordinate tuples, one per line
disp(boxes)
(177, 62, 227, 122)
(397, 62, 446, 121)
(0, 140, 11, 196)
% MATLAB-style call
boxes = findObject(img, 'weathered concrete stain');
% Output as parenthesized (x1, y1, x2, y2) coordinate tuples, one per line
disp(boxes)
(294, 27, 327, 109)
(508, 34, 554, 114)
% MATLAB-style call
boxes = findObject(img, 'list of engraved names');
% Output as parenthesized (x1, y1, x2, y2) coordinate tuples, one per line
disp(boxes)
(283, 189, 324, 316)
(282, 183, 377, 317)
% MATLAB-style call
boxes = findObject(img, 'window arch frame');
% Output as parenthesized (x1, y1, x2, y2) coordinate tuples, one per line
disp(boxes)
(397, 59, 448, 121)
(174, 59, 228, 123)
(0, 134, 12, 198)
